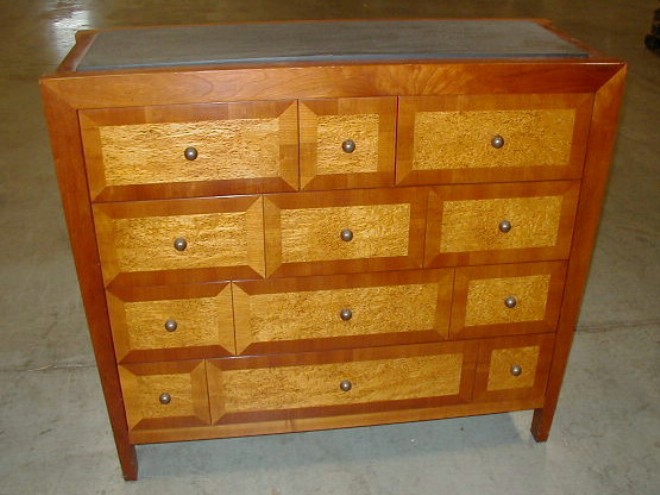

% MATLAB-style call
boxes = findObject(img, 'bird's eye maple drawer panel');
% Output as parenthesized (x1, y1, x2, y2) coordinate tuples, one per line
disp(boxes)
(41, 19, 625, 479)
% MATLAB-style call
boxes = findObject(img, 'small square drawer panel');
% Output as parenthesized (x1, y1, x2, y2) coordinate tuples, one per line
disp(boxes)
(118, 360, 210, 432)
(107, 282, 235, 363)
(451, 262, 567, 339)
(207, 342, 477, 424)
(79, 101, 299, 201)
(264, 188, 427, 278)
(233, 270, 453, 354)
(473, 334, 555, 403)
(94, 196, 265, 286)
(300, 97, 396, 190)
(425, 181, 580, 267)
(397, 93, 593, 185)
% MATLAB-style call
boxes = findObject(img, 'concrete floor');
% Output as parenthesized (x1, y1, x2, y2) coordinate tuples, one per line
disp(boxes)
(1, 0, 658, 493)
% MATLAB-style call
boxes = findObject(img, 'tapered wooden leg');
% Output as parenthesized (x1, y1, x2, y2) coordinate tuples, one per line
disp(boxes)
(117, 442, 139, 481)
(531, 407, 554, 441)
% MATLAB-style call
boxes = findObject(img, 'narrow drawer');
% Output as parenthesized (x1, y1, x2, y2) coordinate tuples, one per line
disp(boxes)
(299, 97, 396, 190)
(118, 360, 210, 431)
(451, 262, 567, 338)
(264, 188, 427, 278)
(473, 334, 555, 403)
(107, 283, 235, 362)
(79, 101, 299, 201)
(94, 196, 265, 286)
(397, 93, 593, 185)
(425, 181, 580, 267)
(233, 270, 453, 354)
(207, 342, 478, 424)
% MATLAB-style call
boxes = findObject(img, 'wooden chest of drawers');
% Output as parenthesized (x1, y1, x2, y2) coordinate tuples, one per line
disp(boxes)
(41, 19, 626, 480)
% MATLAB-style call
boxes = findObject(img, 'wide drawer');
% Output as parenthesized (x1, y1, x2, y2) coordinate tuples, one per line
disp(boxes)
(79, 101, 299, 201)
(425, 181, 580, 266)
(397, 93, 593, 185)
(264, 188, 427, 277)
(233, 270, 453, 354)
(207, 342, 478, 424)
(94, 196, 265, 286)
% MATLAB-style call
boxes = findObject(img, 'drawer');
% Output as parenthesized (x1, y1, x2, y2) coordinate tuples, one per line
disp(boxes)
(264, 188, 427, 277)
(425, 181, 580, 267)
(233, 270, 453, 354)
(80, 101, 298, 201)
(94, 196, 265, 286)
(451, 262, 567, 339)
(299, 97, 396, 190)
(207, 342, 477, 424)
(107, 283, 235, 362)
(474, 334, 555, 402)
(118, 360, 210, 431)
(397, 93, 593, 185)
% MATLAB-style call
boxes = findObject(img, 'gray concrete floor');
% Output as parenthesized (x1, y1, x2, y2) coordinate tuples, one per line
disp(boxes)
(0, 0, 658, 493)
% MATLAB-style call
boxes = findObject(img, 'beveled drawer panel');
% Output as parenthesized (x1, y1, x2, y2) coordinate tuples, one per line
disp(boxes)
(118, 360, 210, 431)
(451, 262, 567, 339)
(397, 93, 593, 185)
(300, 97, 396, 190)
(94, 196, 265, 286)
(80, 101, 299, 201)
(107, 283, 235, 362)
(264, 188, 427, 277)
(207, 342, 477, 424)
(474, 334, 555, 403)
(425, 181, 580, 267)
(233, 270, 453, 354)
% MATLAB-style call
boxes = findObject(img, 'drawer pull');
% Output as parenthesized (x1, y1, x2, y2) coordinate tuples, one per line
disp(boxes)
(340, 229, 354, 242)
(498, 220, 512, 234)
(159, 392, 172, 405)
(339, 308, 353, 321)
(491, 135, 505, 149)
(510, 365, 523, 377)
(341, 139, 356, 154)
(504, 296, 518, 309)
(339, 379, 353, 392)
(173, 237, 188, 252)
(183, 146, 198, 161)
(164, 319, 178, 332)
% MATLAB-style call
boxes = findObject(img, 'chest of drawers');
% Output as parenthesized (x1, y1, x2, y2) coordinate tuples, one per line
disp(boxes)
(41, 19, 626, 480)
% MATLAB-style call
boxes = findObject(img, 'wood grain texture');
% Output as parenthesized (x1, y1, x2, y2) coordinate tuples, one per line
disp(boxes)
(107, 283, 235, 362)
(79, 101, 299, 200)
(233, 269, 453, 354)
(299, 97, 396, 189)
(487, 345, 540, 391)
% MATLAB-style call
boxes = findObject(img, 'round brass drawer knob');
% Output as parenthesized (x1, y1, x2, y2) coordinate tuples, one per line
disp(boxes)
(499, 220, 512, 233)
(342, 139, 356, 153)
(184, 147, 198, 161)
(504, 296, 518, 309)
(340, 229, 354, 242)
(159, 392, 172, 405)
(510, 365, 523, 377)
(340, 379, 352, 392)
(340, 308, 353, 321)
(164, 319, 178, 332)
(174, 237, 188, 252)
(491, 135, 505, 149)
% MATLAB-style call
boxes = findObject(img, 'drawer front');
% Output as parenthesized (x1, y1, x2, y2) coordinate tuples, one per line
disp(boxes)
(300, 97, 396, 189)
(94, 196, 265, 285)
(264, 189, 427, 277)
(233, 270, 453, 354)
(80, 101, 298, 201)
(425, 181, 580, 266)
(397, 93, 593, 185)
(474, 334, 555, 402)
(451, 262, 567, 338)
(207, 343, 477, 424)
(118, 360, 210, 431)
(107, 283, 235, 362)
